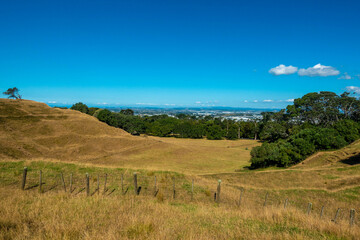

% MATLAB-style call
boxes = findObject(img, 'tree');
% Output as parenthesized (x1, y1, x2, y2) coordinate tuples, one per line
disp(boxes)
(96, 109, 117, 126)
(206, 125, 223, 140)
(70, 102, 89, 114)
(120, 109, 134, 115)
(3, 87, 21, 99)
(259, 122, 288, 142)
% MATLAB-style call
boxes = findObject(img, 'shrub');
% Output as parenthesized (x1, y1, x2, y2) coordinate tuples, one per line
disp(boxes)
(70, 102, 89, 114)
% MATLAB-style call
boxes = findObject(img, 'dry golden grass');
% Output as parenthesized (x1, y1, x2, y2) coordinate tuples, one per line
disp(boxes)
(0, 99, 259, 174)
(0, 185, 358, 240)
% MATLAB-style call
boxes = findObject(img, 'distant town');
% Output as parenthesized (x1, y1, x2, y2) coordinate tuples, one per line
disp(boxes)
(106, 107, 278, 121)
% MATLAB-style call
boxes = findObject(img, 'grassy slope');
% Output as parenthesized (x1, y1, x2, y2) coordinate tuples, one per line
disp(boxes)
(0, 99, 359, 239)
(0, 99, 259, 174)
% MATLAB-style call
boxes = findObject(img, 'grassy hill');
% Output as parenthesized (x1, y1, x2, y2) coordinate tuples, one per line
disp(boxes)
(0, 99, 259, 174)
(0, 99, 359, 239)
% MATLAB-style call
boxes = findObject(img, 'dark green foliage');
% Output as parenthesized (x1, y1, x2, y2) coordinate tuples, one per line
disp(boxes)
(259, 122, 288, 142)
(226, 125, 239, 140)
(70, 102, 89, 114)
(313, 128, 347, 150)
(333, 119, 360, 143)
(206, 125, 223, 140)
(96, 109, 117, 126)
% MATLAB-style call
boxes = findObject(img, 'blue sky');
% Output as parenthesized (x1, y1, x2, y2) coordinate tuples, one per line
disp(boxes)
(1, 0, 360, 108)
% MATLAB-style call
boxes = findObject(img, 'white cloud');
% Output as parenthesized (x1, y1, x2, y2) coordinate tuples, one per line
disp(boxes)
(338, 72, 352, 80)
(253, 100, 258, 103)
(286, 99, 294, 102)
(135, 103, 157, 105)
(263, 99, 273, 102)
(195, 101, 201, 104)
(48, 101, 57, 103)
(244, 100, 248, 103)
(269, 64, 298, 75)
(345, 86, 360, 94)
(298, 63, 340, 77)
(164, 103, 176, 106)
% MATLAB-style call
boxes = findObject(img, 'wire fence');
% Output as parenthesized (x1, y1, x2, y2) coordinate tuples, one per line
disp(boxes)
(1, 166, 359, 228)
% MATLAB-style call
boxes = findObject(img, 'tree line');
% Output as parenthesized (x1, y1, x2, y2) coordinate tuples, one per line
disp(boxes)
(69, 102, 258, 140)
(69, 91, 360, 169)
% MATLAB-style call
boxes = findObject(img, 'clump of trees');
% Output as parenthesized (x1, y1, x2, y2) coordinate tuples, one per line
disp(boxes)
(250, 91, 360, 168)
(3, 87, 22, 99)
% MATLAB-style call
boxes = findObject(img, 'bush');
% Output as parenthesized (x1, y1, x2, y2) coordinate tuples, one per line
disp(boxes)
(206, 125, 223, 140)
(70, 102, 89, 114)
(96, 109, 117, 126)
(333, 119, 360, 143)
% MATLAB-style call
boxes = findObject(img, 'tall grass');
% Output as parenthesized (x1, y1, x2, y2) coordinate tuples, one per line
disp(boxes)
(0, 160, 359, 239)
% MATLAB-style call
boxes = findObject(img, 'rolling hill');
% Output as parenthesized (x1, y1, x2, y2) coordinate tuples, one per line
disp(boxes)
(0, 99, 259, 174)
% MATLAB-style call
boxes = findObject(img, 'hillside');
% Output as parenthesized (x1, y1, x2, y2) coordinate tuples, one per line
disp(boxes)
(0, 99, 359, 239)
(0, 99, 259, 174)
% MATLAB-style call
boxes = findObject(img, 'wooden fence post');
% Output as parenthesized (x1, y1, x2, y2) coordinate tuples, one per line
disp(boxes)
(350, 209, 355, 226)
(69, 173, 73, 193)
(307, 203, 312, 215)
(238, 189, 244, 207)
(263, 192, 268, 207)
(284, 198, 288, 209)
(173, 177, 176, 199)
(216, 180, 221, 203)
(320, 205, 325, 218)
(154, 176, 157, 196)
(60, 172, 66, 192)
(86, 173, 90, 197)
(21, 167, 27, 190)
(97, 174, 100, 195)
(103, 173, 107, 194)
(333, 208, 341, 223)
(39, 170, 43, 193)
(191, 179, 194, 201)
(134, 173, 138, 195)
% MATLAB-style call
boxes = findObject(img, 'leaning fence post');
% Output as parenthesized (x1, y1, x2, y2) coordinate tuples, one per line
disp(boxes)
(173, 177, 176, 199)
(284, 198, 288, 209)
(350, 209, 355, 226)
(191, 179, 194, 201)
(307, 203, 312, 215)
(133, 173, 138, 195)
(320, 205, 325, 218)
(60, 172, 66, 192)
(263, 192, 268, 207)
(103, 173, 107, 194)
(39, 170, 43, 193)
(86, 173, 90, 197)
(333, 208, 341, 223)
(216, 180, 221, 203)
(21, 167, 27, 190)
(69, 173, 73, 193)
